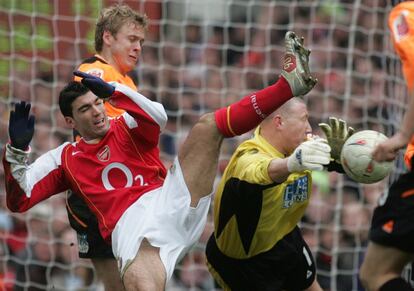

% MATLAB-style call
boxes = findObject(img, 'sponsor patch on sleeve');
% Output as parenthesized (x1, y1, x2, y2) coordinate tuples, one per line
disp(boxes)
(86, 68, 104, 78)
(392, 10, 410, 42)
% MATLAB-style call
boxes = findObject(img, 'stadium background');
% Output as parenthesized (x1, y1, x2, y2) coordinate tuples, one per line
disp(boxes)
(0, 0, 410, 290)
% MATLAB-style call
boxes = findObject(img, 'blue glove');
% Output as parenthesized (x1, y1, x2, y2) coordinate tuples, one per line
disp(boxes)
(73, 70, 114, 99)
(9, 101, 35, 150)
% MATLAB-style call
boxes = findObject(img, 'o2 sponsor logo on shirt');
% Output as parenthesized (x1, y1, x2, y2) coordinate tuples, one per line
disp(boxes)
(101, 162, 148, 191)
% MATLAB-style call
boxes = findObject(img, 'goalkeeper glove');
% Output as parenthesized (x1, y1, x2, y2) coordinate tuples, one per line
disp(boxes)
(318, 117, 355, 163)
(9, 101, 35, 151)
(73, 71, 114, 99)
(287, 138, 331, 172)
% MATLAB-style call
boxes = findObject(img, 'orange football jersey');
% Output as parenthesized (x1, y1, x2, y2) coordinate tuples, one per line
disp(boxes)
(389, 2, 414, 169)
(74, 54, 137, 117)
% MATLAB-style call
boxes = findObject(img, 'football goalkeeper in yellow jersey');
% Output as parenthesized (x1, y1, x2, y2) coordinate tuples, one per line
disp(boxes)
(205, 97, 353, 291)
(360, 2, 414, 291)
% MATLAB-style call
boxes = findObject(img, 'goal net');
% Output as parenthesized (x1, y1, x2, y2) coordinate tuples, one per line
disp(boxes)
(0, 0, 407, 290)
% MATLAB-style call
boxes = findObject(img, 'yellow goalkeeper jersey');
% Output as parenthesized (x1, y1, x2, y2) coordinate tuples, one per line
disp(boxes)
(213, 127, 312, 259)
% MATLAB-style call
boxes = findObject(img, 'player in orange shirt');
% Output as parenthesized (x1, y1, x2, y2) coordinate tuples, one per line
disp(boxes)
(360, 2, 414, 291)
(388, 1, 414, 170)
(74, 55, 136, 117)
(69, 4, 146, 289)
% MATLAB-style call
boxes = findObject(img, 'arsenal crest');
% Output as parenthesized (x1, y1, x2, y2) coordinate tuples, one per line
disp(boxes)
(97, 145, 110, 162)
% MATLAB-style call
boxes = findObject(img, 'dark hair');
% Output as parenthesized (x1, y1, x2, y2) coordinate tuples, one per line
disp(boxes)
(392, 0, 404, 6)
(59, 81, 90, 117)
(95, 4, 148, 52)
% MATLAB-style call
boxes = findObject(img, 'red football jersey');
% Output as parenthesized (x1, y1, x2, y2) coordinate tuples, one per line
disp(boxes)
(4, 84, 168, 242)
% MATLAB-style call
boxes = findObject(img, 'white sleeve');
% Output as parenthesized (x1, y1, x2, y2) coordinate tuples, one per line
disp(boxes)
(110, 82, 168, 129)
(6, 142, 69, 197)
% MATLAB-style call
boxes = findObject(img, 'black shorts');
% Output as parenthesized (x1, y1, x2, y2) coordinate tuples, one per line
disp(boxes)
(205, 226, 316, 291)
(369, 167, 414, 253)
(66, 189, 114, 259)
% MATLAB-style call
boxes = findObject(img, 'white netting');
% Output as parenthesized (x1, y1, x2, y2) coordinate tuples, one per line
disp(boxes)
(0, 0, 408, 290)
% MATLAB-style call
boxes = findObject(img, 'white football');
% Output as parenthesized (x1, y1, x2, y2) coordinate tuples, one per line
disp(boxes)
(340, 130, 393, 184)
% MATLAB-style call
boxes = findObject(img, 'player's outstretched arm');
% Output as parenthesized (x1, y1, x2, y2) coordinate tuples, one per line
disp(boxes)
(74, 71, 167, 130)
(4, 102, 68, 212)
(376, 2, 414, 163)
(372, 91, 414, 162)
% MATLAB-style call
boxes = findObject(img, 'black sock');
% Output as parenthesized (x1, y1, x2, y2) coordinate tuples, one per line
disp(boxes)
(379, 278, 414, 291)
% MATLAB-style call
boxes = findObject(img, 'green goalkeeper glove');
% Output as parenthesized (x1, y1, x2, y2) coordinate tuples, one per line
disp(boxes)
(318, 117, 355, 163)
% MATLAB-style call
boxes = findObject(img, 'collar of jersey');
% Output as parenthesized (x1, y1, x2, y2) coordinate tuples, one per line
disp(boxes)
(253, 126, 285, 159)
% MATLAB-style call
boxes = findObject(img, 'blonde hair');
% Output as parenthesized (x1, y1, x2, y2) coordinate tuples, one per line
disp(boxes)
(264, 97, 306, 122)
(95, 4, 148, 52)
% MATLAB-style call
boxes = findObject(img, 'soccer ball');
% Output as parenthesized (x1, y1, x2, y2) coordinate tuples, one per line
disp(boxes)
(340, 130, 393, 184)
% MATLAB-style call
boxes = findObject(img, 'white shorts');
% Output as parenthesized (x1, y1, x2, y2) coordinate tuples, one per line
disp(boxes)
(111, 157, 211, 281)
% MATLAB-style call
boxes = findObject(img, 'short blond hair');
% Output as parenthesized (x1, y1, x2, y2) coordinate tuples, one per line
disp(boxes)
(95, 4, 148, 52)
(264, 97, 306, 121)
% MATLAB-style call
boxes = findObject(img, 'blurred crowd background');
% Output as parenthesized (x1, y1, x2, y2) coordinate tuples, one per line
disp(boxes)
(0, 0, 409, 290)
